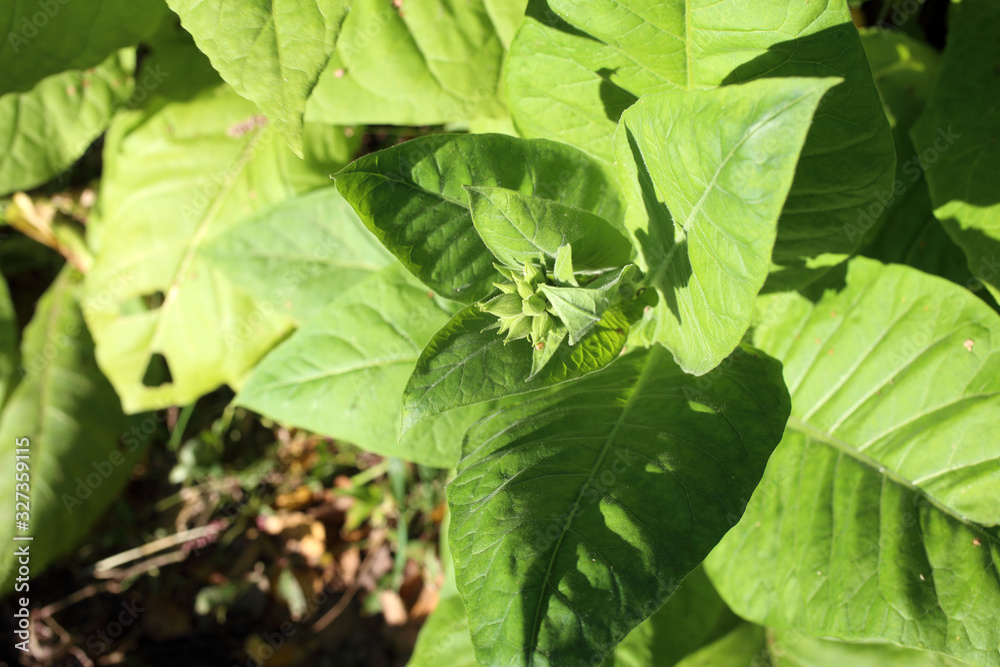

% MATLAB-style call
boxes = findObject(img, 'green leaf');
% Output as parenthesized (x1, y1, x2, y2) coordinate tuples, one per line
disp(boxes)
(0, 0, 167, 96)
(602, 566, 732, 667)
(335, 133, 623, 303)
(84, 84, 330, 413)
(164, 0, 349, 156)
(911, 0, 1000, 303)
(401, 303, 629, 435)
(139, 13, 224, 102)
(673, 623, 766, 666)
(408, 594, 478, 667)
(304, 0, 510, 127)
(672, 623, 971, 667)
(0, 268, 141, 594)
(539, 265, 636, 345)
(705, 257, 1000, 666)
(409, 565, 731, 667)
(449, 344, 790, 665)
(0, 51, 134, 196)
(767, 628, 972, 667)
(855, 29, 978, 289)
(202, 188, 393, 324)
(0, 271, 17, 408)
(614, 78, 837, 374)
(236, 265, 488, 468)
(466, 186, 633, 271)
(506, 0, 896, 285)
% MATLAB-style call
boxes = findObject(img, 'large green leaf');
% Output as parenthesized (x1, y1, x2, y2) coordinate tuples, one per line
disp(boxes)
(84, 85, 330, 413)
(911, 0, 1000, 303)
(0, 51, 134, 196)
(0, 0, 167, 96)
(0, 271, 17, 408)
(506, 0, 896, 285)
(409, 565, 731, 667)
(304, 0, 512, 127)
(705, 257, 1000, 666)
(615, 77, 836, 374)
(164, 0, 349, 156)
(449, 344, 790, 665)
(0, 268, 141, 594)
(400, 304, 629, 435)
(202, 187, 393, 324)
(236, 265, 488, 468)
(335, 133, 623, 303)
(673, 623, 969, 667)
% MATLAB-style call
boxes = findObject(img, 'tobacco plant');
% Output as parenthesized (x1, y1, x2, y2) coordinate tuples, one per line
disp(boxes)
(1, 0, 998, 665)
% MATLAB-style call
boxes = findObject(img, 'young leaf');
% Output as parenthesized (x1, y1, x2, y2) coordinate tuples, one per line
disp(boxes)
(449, 344, 790, 666)
(911, 0, 1000, 303)
(465, 186, 632, 271)
(304, 0, 511, 127)
(202, 187, 393, 324)
(615, 77, 838, 374)
(0, 51, 134, 196)
(335, 133, 623, 303)
(236, 265, 489, 468)
(164, 0, 351, 156)
(0, 268, 142, 595)
(400, 304, 629, 435)
(0, 0, 167, 96)
(705, 257, 1000, 666)
(506, 0, 896, 286)
(539, 265, 636, 345)
(84, 85, 331, 413)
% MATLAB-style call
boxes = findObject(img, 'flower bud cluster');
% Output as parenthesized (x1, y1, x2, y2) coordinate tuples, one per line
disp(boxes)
(480, 262, 556, 346)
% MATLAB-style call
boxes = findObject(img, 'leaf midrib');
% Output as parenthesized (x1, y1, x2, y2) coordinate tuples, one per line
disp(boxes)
(525, 346, 664, 665)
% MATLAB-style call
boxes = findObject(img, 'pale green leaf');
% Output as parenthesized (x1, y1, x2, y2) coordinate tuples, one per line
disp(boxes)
(202, 187, 393, 324)
(0, 51, 134, 196)
(304, 0, 509, 127)
(0, 268, 141, 594)
(466, 186, 633, 271)
(673, 623, 971, 667)
(0, 0, 167, 96)
(768, 628, 972, 667)
(614, 78, 837, 374)
(910, 0, 1000, 303)
(408, 594, 478, 667)
(165, 0, 350, 155)
(506, 0, 896, 285)
(236, 265, 488, 468)
(449, 344, 790, 665)
(401, 303, 629, 436)
(335, 133, 623, 303)
(0, 271, 17, 408)
(84, 84, 330, 413)
(706, 257, 1000, 666)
